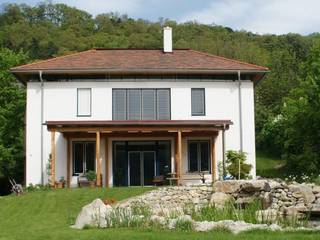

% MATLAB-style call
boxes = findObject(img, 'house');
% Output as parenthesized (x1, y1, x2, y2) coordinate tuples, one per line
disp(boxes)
(11, 27, 268, 187)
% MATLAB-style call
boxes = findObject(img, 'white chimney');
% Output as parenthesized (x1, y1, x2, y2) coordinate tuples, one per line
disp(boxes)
(163, 26, 172, 53)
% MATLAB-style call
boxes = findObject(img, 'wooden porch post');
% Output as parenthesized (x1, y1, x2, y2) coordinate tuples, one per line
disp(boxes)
(105, 136, 109, 188)
(211, 135, 216, 182)
(177, 130, 182, 185)
(66, 137, 71, 188)
(96, 131, 101, 187)
(50, 131, 56, 187)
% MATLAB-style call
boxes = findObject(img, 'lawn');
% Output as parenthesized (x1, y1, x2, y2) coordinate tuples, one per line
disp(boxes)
(0, 187, 319, 240)
(256, 151, 286, 178)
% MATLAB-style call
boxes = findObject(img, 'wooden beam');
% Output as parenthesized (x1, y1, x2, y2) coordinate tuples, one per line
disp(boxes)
(177, 130, 182, 185)
(50, 131, 56, 187)
(66, 137, 71, 188)
(96, 131, 101, 187)
(211, 136, 216, 183)
(105, 136, 109, 188)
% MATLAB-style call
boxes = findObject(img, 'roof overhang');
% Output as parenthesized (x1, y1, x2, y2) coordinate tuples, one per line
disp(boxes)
(46, 120, 233, 133)
(11, 68, 269, 85)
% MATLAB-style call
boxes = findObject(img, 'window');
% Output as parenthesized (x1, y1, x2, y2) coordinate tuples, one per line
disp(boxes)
(73, 142, 95, 175)
(112, 89, 170, 120)
(188, 141, 210, 172)
(191, 88, 205, 116)
(77, 88, 91, 116)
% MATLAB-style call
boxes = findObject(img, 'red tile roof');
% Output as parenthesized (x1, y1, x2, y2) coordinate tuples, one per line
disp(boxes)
(11, 48, 268, 73)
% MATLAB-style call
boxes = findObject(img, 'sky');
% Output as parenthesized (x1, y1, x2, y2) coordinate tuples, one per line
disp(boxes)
(1, 0, 319, 35)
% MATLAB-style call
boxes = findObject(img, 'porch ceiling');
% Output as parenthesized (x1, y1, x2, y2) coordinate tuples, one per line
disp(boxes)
(45, 120, 232, 133)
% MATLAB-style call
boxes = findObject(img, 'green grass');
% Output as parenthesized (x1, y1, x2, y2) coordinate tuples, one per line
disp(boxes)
(0, 187, 319, 240)
(256, 151, 286, 178)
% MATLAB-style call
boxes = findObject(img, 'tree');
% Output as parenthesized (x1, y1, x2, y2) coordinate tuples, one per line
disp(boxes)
(0, 48, 28, 185)
(280, 44, 320, 178)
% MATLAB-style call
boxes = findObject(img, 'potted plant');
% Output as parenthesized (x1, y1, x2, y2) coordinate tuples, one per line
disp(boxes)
(55, 176, 65, 189)
(85, 170, 96, 188)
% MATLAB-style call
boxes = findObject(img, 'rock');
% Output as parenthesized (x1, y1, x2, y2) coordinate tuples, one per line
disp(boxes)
(72, 199, 112, 229)
(150, 215, 166, 225)
(260, 192, 272, 209)
(210, 192, 234, 207)
(240, 180, 271, 193)
(235, 196, 256, 206)
(256, 209, 278, 222)
(213, 181, 242, 193)
(283, 205, 307, 219)
(193, 221, 216, 232)
(289, 185, 315, 205)
(268, 180, 283, 189)
(312, 186, 320, 194)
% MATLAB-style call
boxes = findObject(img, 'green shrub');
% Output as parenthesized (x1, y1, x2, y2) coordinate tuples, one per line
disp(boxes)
(226, 150, 252, 179)
(85, 170, 96, 181)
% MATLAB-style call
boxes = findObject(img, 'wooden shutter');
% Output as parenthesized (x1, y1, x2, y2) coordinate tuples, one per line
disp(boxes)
(191, 88, 205, 116)
(77, 88, 91, 116)
(127, 89, 141, 120)
(157, 89, 170, 120)
(142, 89, 156, 120)
(112, 89, 127, 120)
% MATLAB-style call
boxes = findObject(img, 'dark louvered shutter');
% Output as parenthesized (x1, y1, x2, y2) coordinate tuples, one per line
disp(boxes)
(191, 88, 205, 116)
(127, 89, 141, 120)
(157, 89, 170, 120)
(142, 89, 156, 120)
(112, 89, 127, 120)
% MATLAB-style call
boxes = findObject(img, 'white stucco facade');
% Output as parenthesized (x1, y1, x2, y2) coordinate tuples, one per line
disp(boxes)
(25, 80, 256, 186)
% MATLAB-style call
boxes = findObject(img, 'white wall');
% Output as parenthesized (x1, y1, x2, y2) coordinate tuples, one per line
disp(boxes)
(25, 80, 256, 186)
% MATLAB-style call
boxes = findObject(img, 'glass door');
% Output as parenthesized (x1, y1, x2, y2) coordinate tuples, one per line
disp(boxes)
(143, 151, 156, 186)
(128, 151, 156, 186)
(128, 151, 141, 186)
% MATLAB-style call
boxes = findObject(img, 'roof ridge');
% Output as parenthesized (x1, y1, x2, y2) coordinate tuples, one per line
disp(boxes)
(11, 49, 96, 70)
(189, 49, 269, 70)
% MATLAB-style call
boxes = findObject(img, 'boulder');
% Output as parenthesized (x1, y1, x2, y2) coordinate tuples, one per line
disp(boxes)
(213, 181, 242, 193)
(283, 205, 307, 219)
(289, 184, 315, 205)
(260, 192, 272, 209)
(210, 192, 234, 207)
(72, 198, 112, 229)
(312, 186, 320, 194)
(240, 180, 271, 193)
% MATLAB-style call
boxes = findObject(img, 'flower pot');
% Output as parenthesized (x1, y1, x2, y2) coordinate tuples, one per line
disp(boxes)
(55, 182, 64, 189)
(89, 181, 96, 188)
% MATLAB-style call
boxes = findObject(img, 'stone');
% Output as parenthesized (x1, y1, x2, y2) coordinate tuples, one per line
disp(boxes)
(240, 180, 271, 193)
(256, 209, 278, 222)
(235, 196, 256, 206)
(72, 199, 112, 229)
(260, 192, 272, 209)
(210, 192, 234, 207)
(283, 205, 307, 219)
(312, 186, 320, 194)
(213, 180, 242, 193)
(289, 184, 315, 205)
(150, 215, 166, 225)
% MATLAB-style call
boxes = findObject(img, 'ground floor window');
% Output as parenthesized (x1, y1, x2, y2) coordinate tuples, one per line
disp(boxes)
(113, 140, 171, 186)
(188, 140, 210, 172)
(72, 141, 95, 175)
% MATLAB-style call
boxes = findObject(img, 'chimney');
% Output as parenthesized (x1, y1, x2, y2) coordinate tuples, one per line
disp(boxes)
(163, 26, 172, 53)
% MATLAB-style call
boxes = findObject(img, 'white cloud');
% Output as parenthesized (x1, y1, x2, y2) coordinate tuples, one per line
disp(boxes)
(179, 0, 320, 35)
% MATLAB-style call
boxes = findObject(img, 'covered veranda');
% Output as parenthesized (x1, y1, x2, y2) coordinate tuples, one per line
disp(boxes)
(46, 120, 232, 187)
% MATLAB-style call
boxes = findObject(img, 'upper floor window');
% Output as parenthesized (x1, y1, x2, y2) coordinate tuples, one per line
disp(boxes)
(112, 89, 170, 120)
(77, 88, 91, 116)
(191, 88, 205, 116)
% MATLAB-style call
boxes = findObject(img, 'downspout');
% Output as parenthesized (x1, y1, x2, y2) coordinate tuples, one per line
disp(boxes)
(238, 70, 243, 180)
(39, 71, 44, 185)
(222, 124, 226, 179)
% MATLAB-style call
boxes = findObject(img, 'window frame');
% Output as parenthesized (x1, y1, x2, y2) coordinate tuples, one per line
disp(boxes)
(112, 88, 171, 120)
(77, 88, 92, 117)
(187, 140, 210, 173)
(191, 88, 206, 116)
